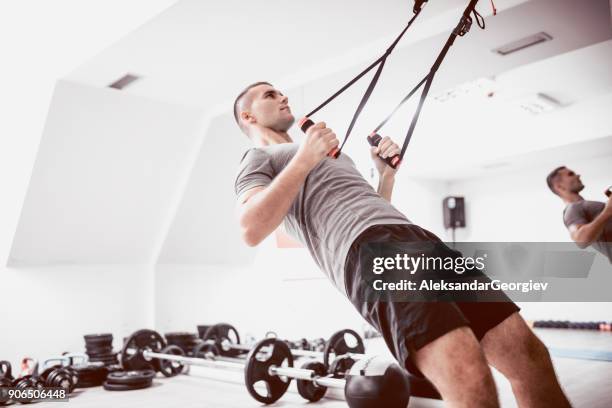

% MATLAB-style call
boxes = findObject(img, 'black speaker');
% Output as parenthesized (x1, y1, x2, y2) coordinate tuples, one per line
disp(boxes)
(442, 196, 465, 229)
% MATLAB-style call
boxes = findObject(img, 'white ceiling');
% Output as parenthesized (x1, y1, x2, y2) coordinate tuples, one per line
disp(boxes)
(8, 0, 612, 266)
(66, 0, 528, 109)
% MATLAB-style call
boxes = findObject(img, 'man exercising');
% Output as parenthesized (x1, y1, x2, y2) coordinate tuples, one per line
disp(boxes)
(234, 82, 570, 407)
(546, 166, 612, 263)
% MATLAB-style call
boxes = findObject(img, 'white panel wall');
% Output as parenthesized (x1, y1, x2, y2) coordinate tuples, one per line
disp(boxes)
(0, 265, 153, 369)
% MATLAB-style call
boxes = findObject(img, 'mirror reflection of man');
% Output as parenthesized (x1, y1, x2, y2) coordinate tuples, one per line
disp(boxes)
(546, 166, 612, 263)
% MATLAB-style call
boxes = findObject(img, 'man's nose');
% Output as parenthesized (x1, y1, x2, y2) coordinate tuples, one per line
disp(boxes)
(281, 94, 289, 104)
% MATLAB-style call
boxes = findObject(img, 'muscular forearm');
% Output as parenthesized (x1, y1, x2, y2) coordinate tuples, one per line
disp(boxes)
(239, 157, 313, 246)
(572, 212, 612, 247)
(377, 174, 395, 202)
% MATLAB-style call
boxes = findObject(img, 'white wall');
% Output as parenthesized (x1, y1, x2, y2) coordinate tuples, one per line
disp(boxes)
(447, 153, 612, 320)
(0, 265, 153, 370)
(0, 0, 176, 371)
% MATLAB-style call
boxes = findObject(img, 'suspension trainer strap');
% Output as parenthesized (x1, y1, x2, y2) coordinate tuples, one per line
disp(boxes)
(370, 0, 483, 163)
(300, 5, 425, 155)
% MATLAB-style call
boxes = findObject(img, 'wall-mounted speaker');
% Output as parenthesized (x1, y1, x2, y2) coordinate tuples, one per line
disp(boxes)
(442, 196, 465, 229)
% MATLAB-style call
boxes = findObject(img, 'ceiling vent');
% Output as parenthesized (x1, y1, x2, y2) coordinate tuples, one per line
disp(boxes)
(482, 162, 511, 170)
(108, 73, 140, 90)
(493, 32, 552, 56)
(518, 93, 562, 115)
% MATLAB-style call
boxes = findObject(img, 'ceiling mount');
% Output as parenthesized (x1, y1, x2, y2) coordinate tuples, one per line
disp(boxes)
(493, 32, 553, 56)
(108, 73, 141, 90)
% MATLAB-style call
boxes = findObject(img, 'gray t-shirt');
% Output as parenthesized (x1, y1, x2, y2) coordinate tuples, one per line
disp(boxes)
(563, 200, 612, 262)
(234, 143, 411, 293)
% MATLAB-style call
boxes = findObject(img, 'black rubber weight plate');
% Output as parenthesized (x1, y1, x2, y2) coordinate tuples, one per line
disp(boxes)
(323, 329, 365, 369)
(120, 329, 166, 371)
(84, 333, 113, 340)
(244, 339, 293, 404)
(297, 361, 328, 402)
(107, 370, 156, 385)
(158, 345, 185, 378)
(103, 380, 152, 391)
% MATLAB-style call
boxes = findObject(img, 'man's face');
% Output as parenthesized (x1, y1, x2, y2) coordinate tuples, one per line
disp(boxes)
(243, 84, 294, 132)
(557, 168, 584, 194)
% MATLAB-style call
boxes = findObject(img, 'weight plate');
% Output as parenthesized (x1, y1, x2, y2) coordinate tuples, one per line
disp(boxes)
(244, 338, 293, 404)
(84, 333, 113, 341)
(86, 344, 113, 352)
(197, 325, 211, 339)
(323, 329, 365, 369)
(0, 377, 12, 406)
(86, 351, 115, 359)
(158, 345, 185, 378)
(328, 355, 357, 378)
(0, 361, 12, 380)
(202, 323, 242, 357)
(106, 370, 156, 386)
(193, 342, 221, 359)
(103, 380, 152, 391)
(0, 377, 13, 387)
(296, 361, 327, 402)
(121, 329, 166, 371)
(165, 332, 197, 340)
(74, 364, 108, 387)
(40, 366, 60, 382)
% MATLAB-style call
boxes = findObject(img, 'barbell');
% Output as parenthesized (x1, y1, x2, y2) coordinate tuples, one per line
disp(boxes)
(121, 329, 410, 407)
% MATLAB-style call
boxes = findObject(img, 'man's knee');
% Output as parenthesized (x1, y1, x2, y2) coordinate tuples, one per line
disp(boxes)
(412, 326, 498, 406)
(514, 330, 555, 380)
(483, 313, 553, 379)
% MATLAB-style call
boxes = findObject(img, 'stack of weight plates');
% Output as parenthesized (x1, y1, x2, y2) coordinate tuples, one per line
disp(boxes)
(196, 325, 211, 339)
(165, 332, 200, 356)
(84, 333, 118, 365)
(103, 370, 155, 391)
(73, 364, 109, 388)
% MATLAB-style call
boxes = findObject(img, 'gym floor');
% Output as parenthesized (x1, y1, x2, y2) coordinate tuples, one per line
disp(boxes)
(27, 329, 612, 408)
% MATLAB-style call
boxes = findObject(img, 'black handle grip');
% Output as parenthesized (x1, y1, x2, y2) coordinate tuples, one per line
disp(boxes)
(606, 186, 612, 198)
(367, 132, 401, 169)
(298, 117, 340, 158)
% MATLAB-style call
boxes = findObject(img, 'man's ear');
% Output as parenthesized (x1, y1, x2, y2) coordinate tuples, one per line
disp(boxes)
(554, 180, 565, 194)
(240, 111, 256, 125)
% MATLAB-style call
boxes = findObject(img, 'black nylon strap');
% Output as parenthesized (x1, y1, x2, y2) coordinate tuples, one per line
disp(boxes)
(305, 8, 423, 154)
(305, 9, 422, 119)
(369, 0, 481, 162)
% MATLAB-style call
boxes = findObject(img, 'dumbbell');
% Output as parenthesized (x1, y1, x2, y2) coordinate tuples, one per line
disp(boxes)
(121, 329, 410, 407)
(0, 361, 14, 406)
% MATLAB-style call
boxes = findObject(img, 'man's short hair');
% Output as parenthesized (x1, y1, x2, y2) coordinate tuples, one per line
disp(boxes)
(233, 81, 272, 130)
(546, 166, 566, 195)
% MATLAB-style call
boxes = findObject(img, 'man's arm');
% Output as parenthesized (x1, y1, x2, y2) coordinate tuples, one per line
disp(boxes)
(237, 158, 313, 246)
(371, 136, 400, 202)
(377, 174, 396, 202)
(236, 122, 339, 247)
(569, 196, 612, 248)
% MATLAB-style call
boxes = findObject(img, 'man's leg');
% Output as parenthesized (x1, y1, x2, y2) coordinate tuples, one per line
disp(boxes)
(411, 326, 500, 408)
(480, 312, 571, 408)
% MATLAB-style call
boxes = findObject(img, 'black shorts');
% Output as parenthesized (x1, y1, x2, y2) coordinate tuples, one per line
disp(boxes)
(343, 224, 520, 376)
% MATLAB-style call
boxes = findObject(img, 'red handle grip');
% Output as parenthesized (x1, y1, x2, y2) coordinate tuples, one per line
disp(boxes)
(298, 117, 340, 158)
(367, 132, 401, 169)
